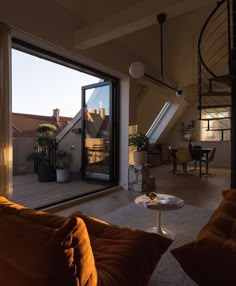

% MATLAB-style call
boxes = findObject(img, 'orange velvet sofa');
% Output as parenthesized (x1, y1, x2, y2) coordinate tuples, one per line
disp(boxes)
(171, 189, 236, 286)
(0, 196, 172, 286)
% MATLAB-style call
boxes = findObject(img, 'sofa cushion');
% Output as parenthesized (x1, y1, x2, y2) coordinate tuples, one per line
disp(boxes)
(71, 211, 172, 286)
(222, 189, 232, 198)
(0, 195, 66, 228)
(0, 196, 97, 286)
(171, 189, 236, 286)
(0, 214, 79, 286)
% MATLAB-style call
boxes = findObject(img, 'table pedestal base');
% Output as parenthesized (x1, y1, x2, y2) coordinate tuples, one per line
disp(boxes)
(146, 226, 175, 240)
(146, 210, 176, 240)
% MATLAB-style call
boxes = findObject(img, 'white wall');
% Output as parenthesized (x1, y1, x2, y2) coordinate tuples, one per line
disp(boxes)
(119, 77, 130, 190)
(137, 83, 169, 134)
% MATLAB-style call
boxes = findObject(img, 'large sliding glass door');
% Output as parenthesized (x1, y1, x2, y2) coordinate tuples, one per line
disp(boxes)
(12, 39, 119, 208)
(81, 81, 118, 183)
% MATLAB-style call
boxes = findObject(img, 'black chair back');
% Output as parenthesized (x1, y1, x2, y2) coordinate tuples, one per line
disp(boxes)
(191, 146, 202, 160)
(209, 148, 216, 162)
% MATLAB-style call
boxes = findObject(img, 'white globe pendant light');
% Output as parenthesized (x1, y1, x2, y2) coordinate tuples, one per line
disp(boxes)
(129, 62, 145, 79)
(128, 14, 182, 96)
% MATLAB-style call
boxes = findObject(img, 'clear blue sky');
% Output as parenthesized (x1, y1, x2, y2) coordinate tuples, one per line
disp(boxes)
(12, 49, 100, 117)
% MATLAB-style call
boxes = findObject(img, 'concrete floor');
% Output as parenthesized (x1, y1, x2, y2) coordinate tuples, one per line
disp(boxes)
(54, 164, 230, 217)
(150, 164, 230, 210)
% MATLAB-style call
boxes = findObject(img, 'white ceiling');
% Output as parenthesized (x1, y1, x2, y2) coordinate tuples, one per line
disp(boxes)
(70, 0, 217, 49)
(54, 0, 217, 87)
(55, 0, 142, 27)
(0, 0, 218, 86)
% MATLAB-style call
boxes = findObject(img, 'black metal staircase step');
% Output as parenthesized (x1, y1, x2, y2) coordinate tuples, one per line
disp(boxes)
(201, 91, 231, 96)
(198, 104, 231, 109)
(209, 74, 234, 86)
(205, 128, 231, 131)
(200, 117, 231, 120)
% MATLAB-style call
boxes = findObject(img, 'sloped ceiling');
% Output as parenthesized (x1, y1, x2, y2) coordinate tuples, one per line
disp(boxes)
(0, 0, 216, 88)
(55, 0, 141, 27)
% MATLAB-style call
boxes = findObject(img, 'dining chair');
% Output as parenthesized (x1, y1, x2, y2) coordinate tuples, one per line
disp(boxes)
(168, 146, 176, 159)
(201, 147, 216, 176)
(174, 146, 192, 175)
(168, 146, 176, 173)
(191, 145, 202, 171)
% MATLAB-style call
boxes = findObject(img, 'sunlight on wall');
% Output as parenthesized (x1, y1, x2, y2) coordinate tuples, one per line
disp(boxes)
(0, 145, 13, 197)
(128, 125, 138, 165)
(0, 23, 13, 198)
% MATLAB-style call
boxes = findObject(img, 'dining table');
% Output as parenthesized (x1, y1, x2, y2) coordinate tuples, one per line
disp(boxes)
(191, 148, 214, 177)
(171, 147, 214, 177)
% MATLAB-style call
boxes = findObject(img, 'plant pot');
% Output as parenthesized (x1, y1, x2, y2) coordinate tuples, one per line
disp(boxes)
(133, 151, 147, 166)
(56, 169, 70, 183)
(38, 166, 56, 182)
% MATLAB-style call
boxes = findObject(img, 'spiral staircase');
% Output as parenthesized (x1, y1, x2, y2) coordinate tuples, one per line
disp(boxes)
(198, 0, 233, 141)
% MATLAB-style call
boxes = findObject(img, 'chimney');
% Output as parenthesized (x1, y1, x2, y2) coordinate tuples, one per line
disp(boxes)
(53, 108, 60, 122)
(99, 108, 105, 119)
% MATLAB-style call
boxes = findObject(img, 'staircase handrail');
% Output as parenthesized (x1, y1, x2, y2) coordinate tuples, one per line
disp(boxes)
(198, 0, 226, 78)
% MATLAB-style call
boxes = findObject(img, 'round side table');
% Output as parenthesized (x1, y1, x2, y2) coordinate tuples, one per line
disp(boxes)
(135, 194, 184, 240)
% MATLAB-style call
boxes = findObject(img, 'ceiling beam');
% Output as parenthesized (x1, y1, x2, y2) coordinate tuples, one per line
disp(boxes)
(74, 0, 216, 49)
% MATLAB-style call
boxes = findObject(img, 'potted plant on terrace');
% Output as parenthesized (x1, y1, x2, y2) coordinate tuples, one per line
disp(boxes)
(37, 124, 58, 182)
(27, 124, 57, 182)
(129, 133, 149, 165)
(56, 149, 72, 183)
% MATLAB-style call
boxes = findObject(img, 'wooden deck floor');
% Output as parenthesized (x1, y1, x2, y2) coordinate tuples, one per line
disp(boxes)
(12, 174, 108, 209)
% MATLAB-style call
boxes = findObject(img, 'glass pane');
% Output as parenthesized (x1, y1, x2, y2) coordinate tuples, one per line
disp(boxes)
(200, 109, 231, 141)
(84, 85, 110, 180)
